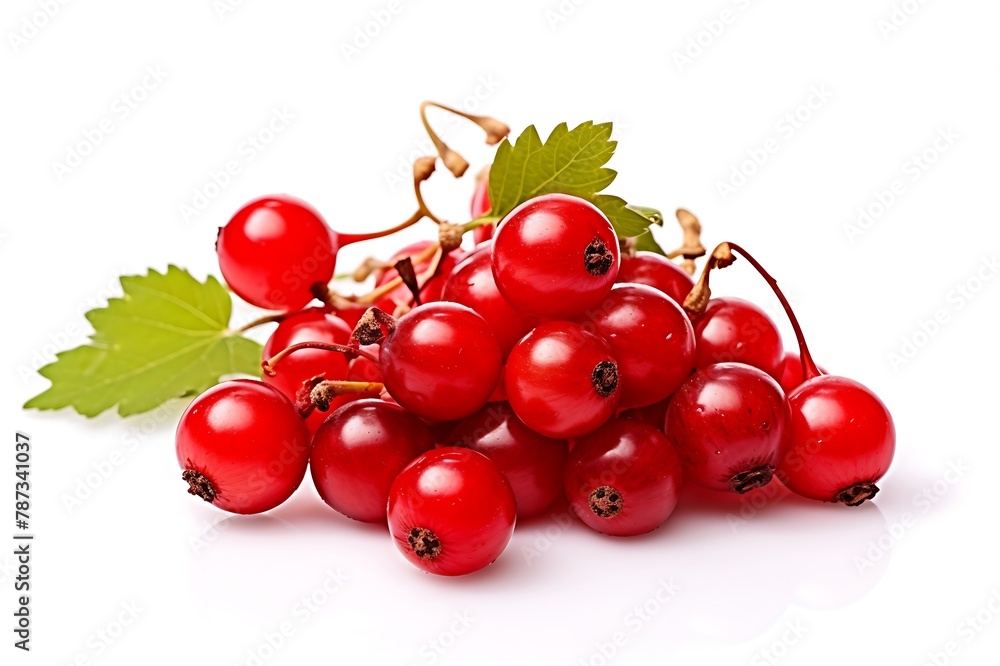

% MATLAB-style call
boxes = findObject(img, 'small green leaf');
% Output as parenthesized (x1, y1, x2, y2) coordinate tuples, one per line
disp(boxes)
(593, 195, 658, 238)
(25, 266, 263, 417)
(627, 206, 664, 227)
(488, 121, 656, 240)
(489, 122, 618, 218)
(634, 229, 667, 256)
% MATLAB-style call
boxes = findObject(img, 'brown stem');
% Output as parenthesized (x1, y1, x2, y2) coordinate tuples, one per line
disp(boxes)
(412, 156, 443, 225)
(339, 210, 425, 247)
(419, 101, 510, 178)
(354, 243, 442, 305)
(262, 341, 379, 376)
(236, 311, 293, 333)
(666, 209, 706, 275)
(724, 242, 821, 381)
(681, 243, 737, 316)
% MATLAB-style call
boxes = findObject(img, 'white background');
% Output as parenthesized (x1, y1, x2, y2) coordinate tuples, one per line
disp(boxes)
(2, 1, 999, 665)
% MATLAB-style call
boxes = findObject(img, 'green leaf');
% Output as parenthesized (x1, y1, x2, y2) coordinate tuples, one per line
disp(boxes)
(25, 266, 263, 418)
(488, 121, 658, 239)
(627, 205, 664, 227)
(634, 229, 667, 256)
(593, 195, 657, 238)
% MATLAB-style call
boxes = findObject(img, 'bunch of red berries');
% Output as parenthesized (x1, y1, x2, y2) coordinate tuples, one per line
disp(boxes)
(177, 189, 895, 577)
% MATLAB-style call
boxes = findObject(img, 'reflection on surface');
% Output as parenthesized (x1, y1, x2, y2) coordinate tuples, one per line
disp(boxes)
(181, 475, 892, 659)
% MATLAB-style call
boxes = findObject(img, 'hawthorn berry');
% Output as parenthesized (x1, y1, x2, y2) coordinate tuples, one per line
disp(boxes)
(311, 399, 435, 523)
(564, 419, 683, 536)
(176, 380, 310, 514)
(387, 447, 516, 576)
(491, 193, 619, 318)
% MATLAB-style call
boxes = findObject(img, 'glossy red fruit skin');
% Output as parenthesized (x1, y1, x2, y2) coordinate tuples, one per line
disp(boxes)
(387, 447, 516, 576)
(470, 177, 494, 244)
(564, 419, 683, 536)
(375, 240, 462, 307)
(777, 351, 828, 394)
(491, 194, 620, 319)
(665, 363, 787, 493)
(261, 309, 352, 431)
(778, 376, 895, 502)
(310, 399, 435, 523)
(446, 403, 568, 518)
(616, 252, 694, 305)
(176, 380, 310, 514)
(217, 195, 336, 311)
(442, 251, 537, 357)
(380, 303, 502, 422)
(692, 296, 784, 379)
(578, 284, 696, 409)
(505, 321, 621, 438)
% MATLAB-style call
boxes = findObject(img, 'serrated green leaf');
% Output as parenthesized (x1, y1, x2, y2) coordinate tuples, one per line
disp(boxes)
(489, 122, 618, 218)
(25, 266, 263, 417)
(488, 121, 656, 240)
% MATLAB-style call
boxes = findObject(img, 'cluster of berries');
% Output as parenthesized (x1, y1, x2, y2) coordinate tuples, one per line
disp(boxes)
(176, 185, 895, 576)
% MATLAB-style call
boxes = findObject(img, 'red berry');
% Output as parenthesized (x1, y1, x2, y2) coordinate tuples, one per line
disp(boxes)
(387, 447, 516, 576)
(217, 195, 336, 311)
(491, 194, 619, 318)
(616, 252, 694, 304)
(665, 363, 787, 493)
(564, 419, 683, 536)
(505, 321, 621, 438)
(692, 296, 784, 379)
(682, 241, 895, 506)
(578, 284, 695, 409)
(261, 309, 352, 432)
(442, 250, 538, 357)
(446, 402, 568, 517)
(777, 351, 827, 394)
(380, 303, 502, 422)
(778, 376, 895, 504)
(310, 399, 435, 523)
(176, 380, 310, 514)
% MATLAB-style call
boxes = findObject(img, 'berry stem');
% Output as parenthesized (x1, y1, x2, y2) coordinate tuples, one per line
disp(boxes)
(235, 311, 293, 333)
(687, 242, 822, 381)
(339, 210, 426, 247)
(682, 244, 736, 316)
(339, 156, 441, 246)
(724, 242, 821, 381)
(314, 243, 444, 312)
(419, 101, 510, 178)
(262, 341, 380, 376)
(462, 215, 501, 233)
(666, 209, 706, 275)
